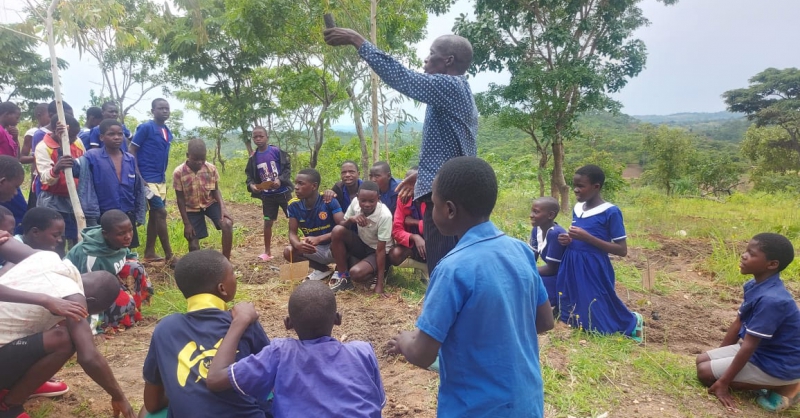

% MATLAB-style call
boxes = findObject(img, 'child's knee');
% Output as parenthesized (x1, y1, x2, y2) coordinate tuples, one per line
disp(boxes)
(696, 352, 710, 365)
(349, 263, 373, 282)
(696, 360, 716, 386)
(283, 246, 294, 262)
(263, 219, 274, 228)
(331, 225, 347, 239)
(220, 218, 233, 231)
(42, 327, 75, 355)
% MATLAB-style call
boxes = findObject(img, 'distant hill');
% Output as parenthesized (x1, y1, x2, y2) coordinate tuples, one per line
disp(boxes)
(631, 111, 744, 124)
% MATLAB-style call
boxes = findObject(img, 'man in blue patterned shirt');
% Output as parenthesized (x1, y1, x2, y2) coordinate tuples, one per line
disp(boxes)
(324, 28, 478, 274)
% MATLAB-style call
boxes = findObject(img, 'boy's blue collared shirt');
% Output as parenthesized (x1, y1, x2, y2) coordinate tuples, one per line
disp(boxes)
(131, 120, 172, 183)
(738, 274, 800, 380)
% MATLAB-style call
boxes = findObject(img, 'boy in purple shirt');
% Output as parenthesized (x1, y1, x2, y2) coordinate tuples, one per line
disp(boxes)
(207, 281, 385, 418)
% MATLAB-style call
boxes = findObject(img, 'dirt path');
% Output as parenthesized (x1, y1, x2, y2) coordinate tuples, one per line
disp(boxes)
(22, 202, 799, 417)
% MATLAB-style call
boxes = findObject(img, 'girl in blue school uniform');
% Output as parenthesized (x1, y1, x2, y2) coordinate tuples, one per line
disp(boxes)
(556, 164, 643, 342)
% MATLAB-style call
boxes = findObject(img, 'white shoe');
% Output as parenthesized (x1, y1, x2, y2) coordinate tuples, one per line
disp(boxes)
(305, 269, 334, 282)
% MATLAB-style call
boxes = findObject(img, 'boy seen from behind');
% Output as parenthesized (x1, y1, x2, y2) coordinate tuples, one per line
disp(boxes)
(697, 233, 800, 412)
(329, 181, 393, 295)
(141, 250, 271, 418)
(174, 139, 233, 259)
(388, 156, 554, 417)
(283, 169, 343, 282)
(529, 196, 566, 311)
(66, 210, 151, 331)
(206, 281, 385, 418)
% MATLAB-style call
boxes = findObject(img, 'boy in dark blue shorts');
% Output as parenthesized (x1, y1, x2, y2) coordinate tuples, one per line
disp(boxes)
(283, 169, 343, 282)
(141, 250, 271, 418)
(697, 233, 800, 412)
(529, 196, 567, 312)
(174, 139, 233, 259)
(388, 157, 554, 417)
(245, 126, 292, 262)
(207, 281, 385, 418)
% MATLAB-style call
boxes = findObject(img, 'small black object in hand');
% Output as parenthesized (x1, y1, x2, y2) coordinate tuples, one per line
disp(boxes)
(324, 13, 336, 29)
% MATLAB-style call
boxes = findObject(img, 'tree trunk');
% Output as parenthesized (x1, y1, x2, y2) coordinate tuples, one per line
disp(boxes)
(46, 0, 86, 240)
(241, 127, 253, 154)
(310, 106, 328, 168)
(369, 0, 380, 164)
(551, 139, 570, 211)
(347, 87, 370, 175)
(537, 152, 548, 197)
(216, 134, 225, 172)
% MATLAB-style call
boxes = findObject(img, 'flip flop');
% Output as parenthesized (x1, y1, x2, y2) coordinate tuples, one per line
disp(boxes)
(757, 390, 800, 412)
(258, 254, 273, 262)
(631, 312, 644, 343)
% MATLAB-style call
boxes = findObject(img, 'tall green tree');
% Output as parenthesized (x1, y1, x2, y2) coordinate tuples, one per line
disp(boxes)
(641, 125, 694, 195)
(454, 0, 676, 210)
(0, 22, 67, 110)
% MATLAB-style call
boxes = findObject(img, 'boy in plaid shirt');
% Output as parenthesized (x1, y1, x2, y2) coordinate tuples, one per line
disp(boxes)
(173, 139, 233, 259)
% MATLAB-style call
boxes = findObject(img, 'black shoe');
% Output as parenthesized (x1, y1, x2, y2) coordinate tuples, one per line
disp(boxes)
(329, 273, 353, 292)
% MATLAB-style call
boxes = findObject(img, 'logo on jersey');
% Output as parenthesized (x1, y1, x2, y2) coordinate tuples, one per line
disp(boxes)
(177, 339, 223, 386)
(319, 212, 328, 220)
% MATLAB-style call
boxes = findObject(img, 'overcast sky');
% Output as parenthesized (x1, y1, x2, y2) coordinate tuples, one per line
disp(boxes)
(1, 0, 798, 127)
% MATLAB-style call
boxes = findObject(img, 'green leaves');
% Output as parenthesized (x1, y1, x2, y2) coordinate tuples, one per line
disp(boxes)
(0, 22, 67, 109)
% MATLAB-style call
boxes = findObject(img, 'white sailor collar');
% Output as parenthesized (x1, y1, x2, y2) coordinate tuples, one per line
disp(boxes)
(573, 202, 615, 218)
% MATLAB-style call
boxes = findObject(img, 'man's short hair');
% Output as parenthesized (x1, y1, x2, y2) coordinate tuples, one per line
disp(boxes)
(434, 156, 497, 218)
(101, 101, 117, 111)
(435, 34, 474, 74)
(575, 164, 606, 188)
(22, 207, 63, 234)
(86, 107, 103, 120)
(151, 98, 168, 109)
(100, 209, 131, 232)
(752, 233, 795, 273)
(298, 168, 321, 187)
(48, 100, 73, 117)
(371, 161, 391, 175)
(288, 281, 337, 335)
(99, 119, 122, 135)
(174, 250, 231, 298)
(341, 160, 359, 172)
(0, 155, 24, 180)
(533, 196, 560, 215)
(359, 181, 380, 194)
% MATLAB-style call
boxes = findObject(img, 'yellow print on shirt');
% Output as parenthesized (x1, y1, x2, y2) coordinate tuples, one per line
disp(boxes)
(177, 339, 224, 386)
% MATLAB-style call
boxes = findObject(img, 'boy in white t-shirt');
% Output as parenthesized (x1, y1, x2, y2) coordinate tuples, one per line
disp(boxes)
(329, 181, 393, 295)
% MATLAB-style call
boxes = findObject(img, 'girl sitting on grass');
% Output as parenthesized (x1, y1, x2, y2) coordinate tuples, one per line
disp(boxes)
(556, 164, 643, 342)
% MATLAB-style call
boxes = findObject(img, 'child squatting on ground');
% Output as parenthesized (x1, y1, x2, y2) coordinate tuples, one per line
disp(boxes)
(556, 164, 643, 342)
(388, 156, 554, 417)
(140, 250, 270, 418)
(206, 280, 386, 418)
(696, 233, 800, 412)
(173, 138, 234, 259)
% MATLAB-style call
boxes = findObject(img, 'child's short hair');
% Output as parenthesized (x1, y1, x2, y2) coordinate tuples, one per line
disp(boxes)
(99, 119, 122, 135)
(100, 209, 131, 232)
(86, 106, 103, 120)
(341, 160, 359, 172)
(0, 205, 13, 220)
(101, 101, 117, 111)
(0, 102, 20, 115)
(47, 100, 72, 117)
(0, 155, 24, 180)
(752, 233, 795, 273)
(151, 98, 168, 109)
(288, 281, 337, 334)
(358, 181, 380, 194)
(298, 168, 321, 187)
(22, 207, 63, 234)
(435, 156, 497, 218)
(65, 115, 80, 132)
(575, 164, 606, 187)
(533, 196, 560, 215)
(187, 138, 207, 156)
(174, 249, 231, 298)
(33, 103, 48, 117)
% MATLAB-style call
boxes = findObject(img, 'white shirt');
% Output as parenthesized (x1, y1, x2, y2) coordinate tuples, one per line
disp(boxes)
(0, 252, 84, 346)
(344, 198, 394, 252)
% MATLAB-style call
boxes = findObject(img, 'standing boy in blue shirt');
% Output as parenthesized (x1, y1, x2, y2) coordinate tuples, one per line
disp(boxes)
(130, 98, 173, 263)
(697, 233, 800, 412)
(140, 249, 271, 418)
(388, 157, 554, 418)
(206, 281, 385, 418)
(529, 196, 567, 311)
(245, 126, 292, 262)
(284, 169, 343, 282)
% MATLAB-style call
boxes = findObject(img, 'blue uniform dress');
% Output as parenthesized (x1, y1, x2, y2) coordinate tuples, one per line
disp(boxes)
(556, 202, 637, 336)
(530, 223, 567, 307)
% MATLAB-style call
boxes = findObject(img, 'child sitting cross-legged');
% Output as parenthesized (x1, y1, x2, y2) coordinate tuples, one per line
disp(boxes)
(329, 181, 393, 295)
(697, 233, 800, 412)
(140, 249, 271, 418)
(66, 210, 152, 332)
(206, 281, 385, 418)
